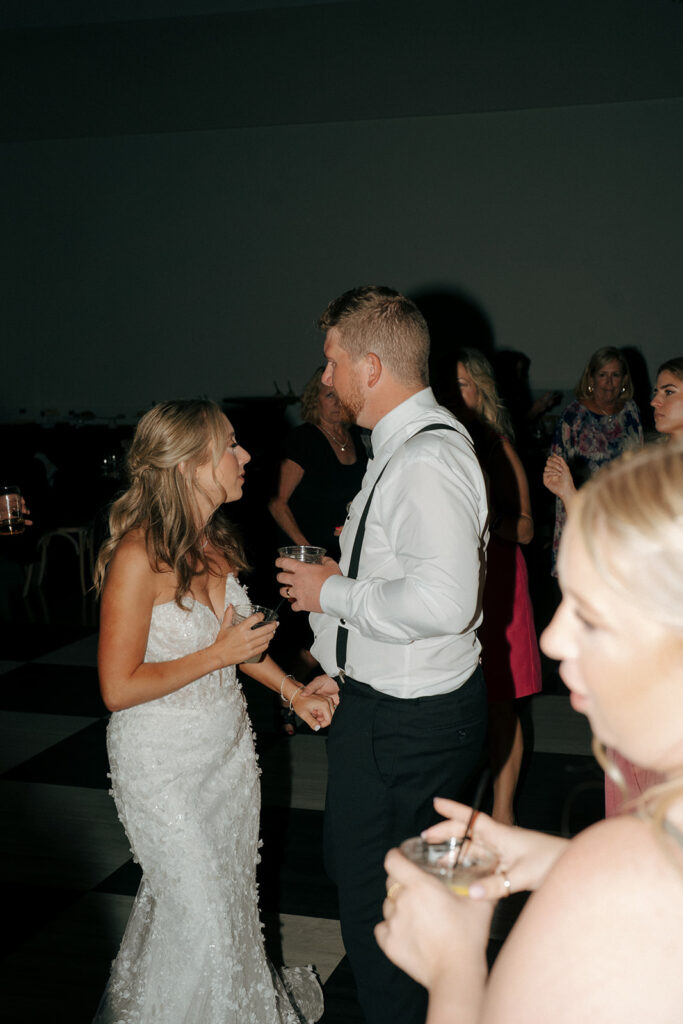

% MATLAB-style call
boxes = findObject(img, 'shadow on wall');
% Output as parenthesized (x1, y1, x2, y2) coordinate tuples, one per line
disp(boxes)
(412, 286, 496, 409)
(223, 396, 297, 603)
(622, 346, 654, 435)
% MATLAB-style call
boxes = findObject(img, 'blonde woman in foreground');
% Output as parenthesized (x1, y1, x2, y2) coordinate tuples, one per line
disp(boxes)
(376, 441, 683, 1024)
(598, 356, 683, 816)
(93, 400, 332, 1024)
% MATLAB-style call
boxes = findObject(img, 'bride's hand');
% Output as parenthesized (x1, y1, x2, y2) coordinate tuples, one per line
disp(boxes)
(291, 691, 336, 732)
(211, 605, 277, 667)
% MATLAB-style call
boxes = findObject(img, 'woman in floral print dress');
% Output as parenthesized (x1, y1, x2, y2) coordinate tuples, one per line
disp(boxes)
(544, 347, 642, 576)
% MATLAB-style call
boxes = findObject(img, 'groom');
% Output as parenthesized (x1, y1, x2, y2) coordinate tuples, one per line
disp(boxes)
(276, 285, 488, 1024)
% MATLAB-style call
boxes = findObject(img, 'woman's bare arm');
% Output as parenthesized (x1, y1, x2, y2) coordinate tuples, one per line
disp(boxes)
(98, 536, 276, 711)
(240, 655, 335, 731)
(483, 815, 683, 1022)
(268, 458, 309, 545)
(378, 814, 683, 1024)
(488, 438, 534, 544)
(543, 454, 576, 510)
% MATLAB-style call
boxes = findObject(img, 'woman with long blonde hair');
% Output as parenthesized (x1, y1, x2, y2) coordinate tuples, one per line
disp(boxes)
(377, 441, 683, 1024)
(93, 399, 332, 1024)
(454, 349, 541, 825)
(598, 356, 683, 816)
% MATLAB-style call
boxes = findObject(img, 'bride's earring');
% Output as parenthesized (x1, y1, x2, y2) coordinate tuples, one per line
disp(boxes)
(587, 384, 594, 394)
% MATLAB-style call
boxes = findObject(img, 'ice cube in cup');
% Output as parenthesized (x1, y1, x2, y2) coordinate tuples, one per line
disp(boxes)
(277, 545, 326, 564)
(399, 835, 499, 897)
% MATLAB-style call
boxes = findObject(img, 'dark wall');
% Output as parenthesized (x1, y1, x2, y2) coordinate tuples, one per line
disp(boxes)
(2, 0, 682, 419)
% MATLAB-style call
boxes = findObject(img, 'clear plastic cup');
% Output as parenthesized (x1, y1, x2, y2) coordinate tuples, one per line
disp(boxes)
(277, 545, 326, 564)
(232, 603, 278, 663)
(399, 835, 499, 897)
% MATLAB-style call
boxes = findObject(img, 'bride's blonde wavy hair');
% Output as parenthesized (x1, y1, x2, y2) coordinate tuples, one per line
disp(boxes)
(572, 440, 683, 862)
(94, 399, 249, 606)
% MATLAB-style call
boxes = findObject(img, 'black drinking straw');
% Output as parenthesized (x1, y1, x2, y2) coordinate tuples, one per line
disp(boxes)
(452, 767, 491, 869)
(268, 595, 288, 620)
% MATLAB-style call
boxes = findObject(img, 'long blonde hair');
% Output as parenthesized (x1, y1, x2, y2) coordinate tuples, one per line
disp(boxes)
(574, 442, 683, 630)
(457, 348, 514, 440)
(573, 441, 683, 851)
(94, 400, 249, 606)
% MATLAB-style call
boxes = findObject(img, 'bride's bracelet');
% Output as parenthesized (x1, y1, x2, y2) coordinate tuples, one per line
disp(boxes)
(279, 673, 294, 704)
(289, 685, 304, 711)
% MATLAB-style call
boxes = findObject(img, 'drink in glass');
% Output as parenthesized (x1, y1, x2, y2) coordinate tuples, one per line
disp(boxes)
(399, 835, 499, 897)
(277, 547, 326, 602)
(0, 485, 25, 536)
(232, 603, 278, 663)
(277, 545, 326, 564)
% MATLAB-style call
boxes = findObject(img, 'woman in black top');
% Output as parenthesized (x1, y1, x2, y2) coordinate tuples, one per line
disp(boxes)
(269, 367, 367, 561)
(268, 368, 367, 729)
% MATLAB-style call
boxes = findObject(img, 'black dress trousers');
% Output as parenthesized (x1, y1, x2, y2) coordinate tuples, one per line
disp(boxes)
(324, 666, 487, 1024)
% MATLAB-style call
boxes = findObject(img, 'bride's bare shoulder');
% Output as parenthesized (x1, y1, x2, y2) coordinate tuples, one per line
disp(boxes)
(110, 528, 151, 567)
(105, 529, 163, 595)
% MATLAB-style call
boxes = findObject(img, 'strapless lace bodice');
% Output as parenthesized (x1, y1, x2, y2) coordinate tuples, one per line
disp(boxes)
(140, 572, 246, 710)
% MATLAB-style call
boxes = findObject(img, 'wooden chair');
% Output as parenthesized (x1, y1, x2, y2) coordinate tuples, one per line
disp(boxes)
(23, 525, 94, 597)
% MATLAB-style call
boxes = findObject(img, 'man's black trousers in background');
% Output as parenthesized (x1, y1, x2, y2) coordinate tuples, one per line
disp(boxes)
(324, 667, 487, 1024)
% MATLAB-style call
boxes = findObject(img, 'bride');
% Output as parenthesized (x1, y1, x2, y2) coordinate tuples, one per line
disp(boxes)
(93, 399, 334, 1024)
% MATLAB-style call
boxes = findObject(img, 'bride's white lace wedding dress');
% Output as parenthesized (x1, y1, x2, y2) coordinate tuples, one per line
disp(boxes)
(93, 574, 323, 1024)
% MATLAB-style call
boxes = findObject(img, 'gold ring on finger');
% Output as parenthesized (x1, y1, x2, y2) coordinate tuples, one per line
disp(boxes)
(387, 882, 402, 902)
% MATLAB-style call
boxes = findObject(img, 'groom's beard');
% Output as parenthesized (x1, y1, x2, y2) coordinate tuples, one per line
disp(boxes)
(337, 374, 364, 426)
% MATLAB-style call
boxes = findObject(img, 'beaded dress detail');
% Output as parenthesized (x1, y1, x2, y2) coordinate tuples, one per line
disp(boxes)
(93, 573, 323, 1024)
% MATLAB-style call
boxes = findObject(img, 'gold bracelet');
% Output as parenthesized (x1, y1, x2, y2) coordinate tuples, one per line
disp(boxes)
(289, 685, 303, 711)
(280, 673, 294, 704)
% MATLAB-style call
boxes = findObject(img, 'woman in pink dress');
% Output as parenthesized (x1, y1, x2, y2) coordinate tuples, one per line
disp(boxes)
(455, 350, 542, 824)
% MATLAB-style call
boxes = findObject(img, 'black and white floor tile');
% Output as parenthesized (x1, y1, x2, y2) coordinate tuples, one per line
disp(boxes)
(0, 581, 603, 1024)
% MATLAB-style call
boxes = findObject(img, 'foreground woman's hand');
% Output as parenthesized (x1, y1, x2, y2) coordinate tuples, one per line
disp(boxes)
(375, 848, 492, 993)
(211, 605, 278, 667)
(422, 797, 570, 900)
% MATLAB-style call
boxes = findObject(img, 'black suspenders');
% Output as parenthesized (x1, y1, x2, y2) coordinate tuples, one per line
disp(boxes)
(335, 422, 459, 679)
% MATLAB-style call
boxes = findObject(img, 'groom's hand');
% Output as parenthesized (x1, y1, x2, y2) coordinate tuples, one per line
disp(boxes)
(275, 556, 341, 613)
(302, 673, 340, 706)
